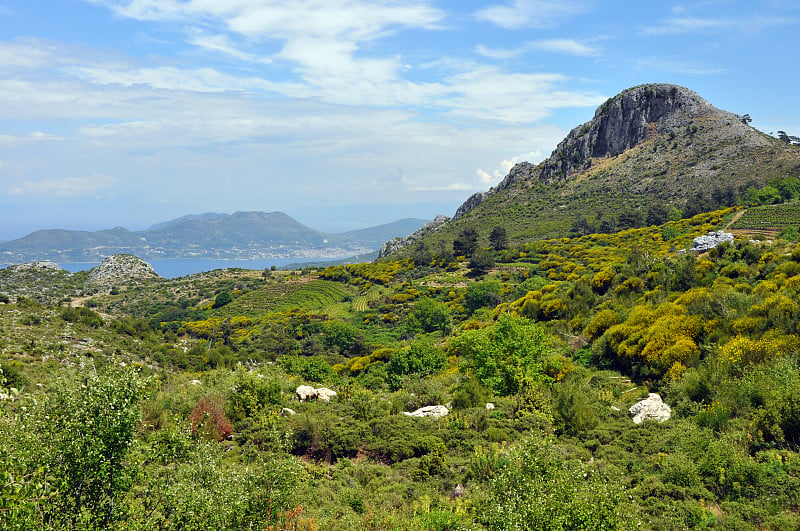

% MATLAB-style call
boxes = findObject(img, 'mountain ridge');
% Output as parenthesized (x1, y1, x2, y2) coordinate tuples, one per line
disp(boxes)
(397, 83, 800, 256)
(0, 212, 428, 263)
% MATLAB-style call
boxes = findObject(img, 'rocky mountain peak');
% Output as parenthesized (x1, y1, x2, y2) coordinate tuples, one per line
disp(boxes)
(452, 83, 758, 221)
(88, 254, 160, 285)
(538, 84, 719, 183)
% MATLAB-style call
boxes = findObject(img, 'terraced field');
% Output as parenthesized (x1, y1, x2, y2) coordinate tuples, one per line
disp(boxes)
(352, 285, 386, 312)
(731, 203, 800, 230)
(217, 280, 354, 317)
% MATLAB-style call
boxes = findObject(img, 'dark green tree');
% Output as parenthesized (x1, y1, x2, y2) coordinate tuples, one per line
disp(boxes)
(214, 291, 233, 308)
(489, 226, 508, 250)
(453, 227, 479, 257)
(469, 248, 496, 275)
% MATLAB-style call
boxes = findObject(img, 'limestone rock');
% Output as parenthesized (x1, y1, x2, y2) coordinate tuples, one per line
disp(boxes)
(88, 254, 159, 285)
(629, 393, 672, 424)
(378, 215, 449, 258)
(452, 84, 766, 221)
(485, 403, 495, 410)
(12, 261, 62, 271)
(295, 385, 316, 402)
(690, 231, 734, 253)
(403, 405, 449, 418)
(315, 387, 338, 403)
(281, 407, 296, 416)
(295, 385, 337, 403)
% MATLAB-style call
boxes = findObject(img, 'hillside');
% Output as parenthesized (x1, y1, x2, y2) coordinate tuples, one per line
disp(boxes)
(4, 207, 800, 529)
(0, 212, 428, 263)
(394, 84, 800, 255)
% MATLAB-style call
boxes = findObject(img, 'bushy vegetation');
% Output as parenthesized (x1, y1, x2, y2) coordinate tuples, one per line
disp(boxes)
(3, 205, 800, 528)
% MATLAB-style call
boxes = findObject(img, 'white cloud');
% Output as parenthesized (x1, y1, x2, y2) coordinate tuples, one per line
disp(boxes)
(187, 32, 272, 64)
(476, 39, 599, 59)
(0, 40, 56, 68)
(78, 2, 450, 109)
(634, 57, 724, 76)
(534, 39, 599, 56)
(475, 0, 588, 30)
(643, 15, 797, 35)
(91, 0, 445, 40)
(0, 131, 63, 144)
(7, 174, 115, 197)
(408, 182, 475, 192)
(476, 151, 543, 184)
(444, 68, 605, 123)
(65, 65, 266, 92)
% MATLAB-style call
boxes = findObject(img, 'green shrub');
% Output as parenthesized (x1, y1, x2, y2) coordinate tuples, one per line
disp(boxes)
(475, 435, 622, 530)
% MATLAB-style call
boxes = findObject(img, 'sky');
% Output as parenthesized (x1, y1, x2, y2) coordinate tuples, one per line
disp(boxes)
(0, 0, 798, 240)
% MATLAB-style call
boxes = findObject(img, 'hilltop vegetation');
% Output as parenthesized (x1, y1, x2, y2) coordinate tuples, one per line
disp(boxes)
(2, 205, 800, 529)
(394, 85, 800, 255)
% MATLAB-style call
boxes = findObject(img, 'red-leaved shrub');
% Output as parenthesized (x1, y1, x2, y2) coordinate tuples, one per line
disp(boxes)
(189, 395, 233, 441)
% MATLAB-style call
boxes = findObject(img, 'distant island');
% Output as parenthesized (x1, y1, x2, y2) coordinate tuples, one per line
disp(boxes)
(0, 212, 428, 263)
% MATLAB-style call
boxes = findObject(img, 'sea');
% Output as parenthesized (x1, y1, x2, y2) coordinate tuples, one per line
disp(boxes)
(1, 257, 349, 280)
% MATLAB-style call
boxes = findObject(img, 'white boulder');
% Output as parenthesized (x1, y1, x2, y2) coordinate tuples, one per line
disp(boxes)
(315, 388, 338, 403)
(296, 385, 317, 402)
(295, 385, 337, 403)
(403, 405, 449, 418)
(629, 393, 672, 424)
(690, 231, 734, 253)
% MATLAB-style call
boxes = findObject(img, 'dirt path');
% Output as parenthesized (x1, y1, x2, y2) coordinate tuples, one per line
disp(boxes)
(724, 209, 745, 230)
(69, 296, 91, 308)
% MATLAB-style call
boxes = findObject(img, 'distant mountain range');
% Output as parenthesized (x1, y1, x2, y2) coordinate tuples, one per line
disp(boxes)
(0, 212, 428, 263)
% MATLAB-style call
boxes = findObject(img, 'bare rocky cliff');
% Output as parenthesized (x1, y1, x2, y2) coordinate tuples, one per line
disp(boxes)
(454, 83, 765, 220)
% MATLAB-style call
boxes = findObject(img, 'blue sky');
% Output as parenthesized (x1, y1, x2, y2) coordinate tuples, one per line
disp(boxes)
(0, 0, 798, 240)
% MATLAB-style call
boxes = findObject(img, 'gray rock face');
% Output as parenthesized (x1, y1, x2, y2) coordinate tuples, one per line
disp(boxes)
(88, 254, 159, 285)
(453, 83, 739, 219)
(11, 261, 62, 271)
(315, 387, 338, 403)
(690, 230, 734, 253)
(538, 84, 709, 183)
(295, 385, 316, 401)
(378, 215, 450, 258)
(453, 192, 486, 221)
(629, 393, 672, 424)
(295, 385, 337, 403)
(403, 405, 449, 418)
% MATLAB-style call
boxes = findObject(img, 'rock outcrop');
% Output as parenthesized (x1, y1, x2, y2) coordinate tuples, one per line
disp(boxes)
(10, 261, 62, 272)
(295, 385, 316, 401)
(378, 215, 450, 257)
(88, 254, 159, 285)
(403, 405, 449, 418)
(690, 230, 734, 253)
(452, 83, 769, 221)
(537, 84, 713, 184)
(295, 385, 338, 403)
(629, 393, 672, 424)
(314, 387, 338, 403)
